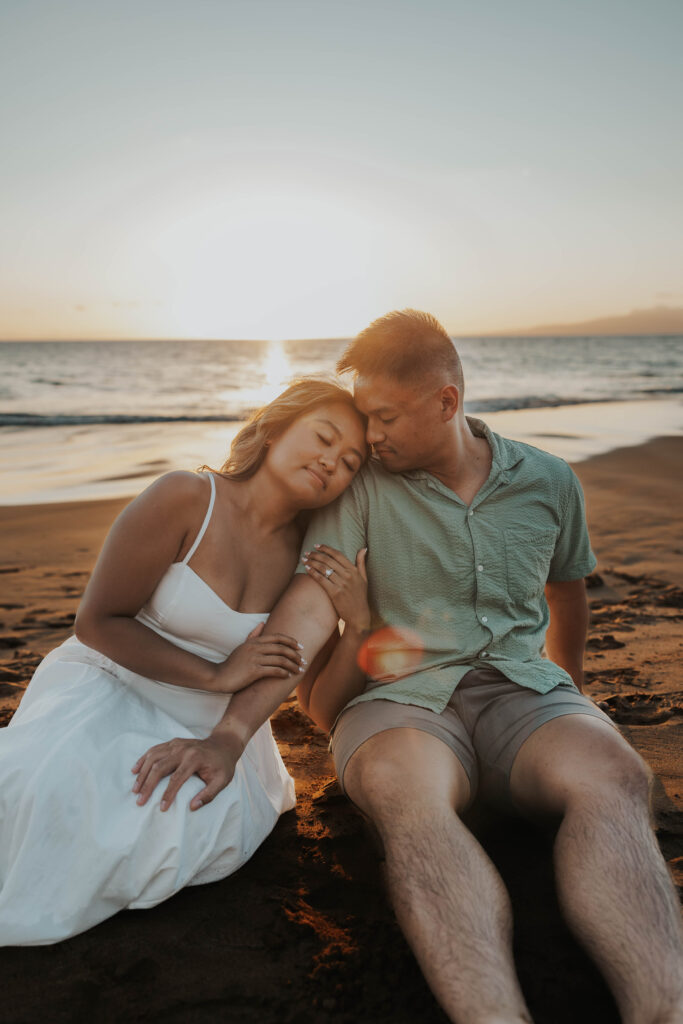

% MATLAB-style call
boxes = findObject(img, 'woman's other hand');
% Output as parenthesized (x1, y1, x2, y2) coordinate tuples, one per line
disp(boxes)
(212, 622, 305, 692)
(131, 733, 243, 811)
(302, 545, 370, 635)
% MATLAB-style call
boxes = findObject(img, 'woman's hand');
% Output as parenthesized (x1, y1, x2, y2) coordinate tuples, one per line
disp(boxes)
(302, 545, 370, 634)
(131, 732, 244, 811)
(212, 622, 306, 692)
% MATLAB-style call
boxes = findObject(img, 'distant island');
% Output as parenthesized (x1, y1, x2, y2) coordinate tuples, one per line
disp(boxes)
(484, 305, 683, 338)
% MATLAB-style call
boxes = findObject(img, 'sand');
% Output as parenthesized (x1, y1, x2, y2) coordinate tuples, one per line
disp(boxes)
(0, 437, 681, 1024)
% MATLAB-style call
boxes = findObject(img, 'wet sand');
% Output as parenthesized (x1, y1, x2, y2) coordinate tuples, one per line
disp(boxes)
(0, 436, 681, 1023)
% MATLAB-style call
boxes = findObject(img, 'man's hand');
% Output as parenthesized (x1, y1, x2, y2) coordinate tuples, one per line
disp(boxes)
(131, 732, 244, 811)
(301, 544, 370, 634)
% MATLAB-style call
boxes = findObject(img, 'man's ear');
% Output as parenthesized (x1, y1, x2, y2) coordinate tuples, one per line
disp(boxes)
(440, 384, 460, 420)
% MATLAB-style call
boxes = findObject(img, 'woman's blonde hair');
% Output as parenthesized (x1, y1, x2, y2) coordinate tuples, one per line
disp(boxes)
(205, 378, 365, 481)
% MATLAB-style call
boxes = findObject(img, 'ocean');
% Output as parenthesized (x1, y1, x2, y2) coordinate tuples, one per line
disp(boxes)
(1, 335, 682, 504)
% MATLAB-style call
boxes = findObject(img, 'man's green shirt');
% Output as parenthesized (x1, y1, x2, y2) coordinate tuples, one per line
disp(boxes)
(298, 418, 597, 714)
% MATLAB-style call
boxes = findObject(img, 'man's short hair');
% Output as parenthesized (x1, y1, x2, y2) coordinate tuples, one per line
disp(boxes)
(337, 309, 464, 394)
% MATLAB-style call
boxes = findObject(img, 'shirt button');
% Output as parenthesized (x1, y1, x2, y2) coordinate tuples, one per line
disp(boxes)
(480, 651, 488, 658)
(468, 510, 474, 517)
(481, 615, 488, 623)
(477, 564, 484, 572)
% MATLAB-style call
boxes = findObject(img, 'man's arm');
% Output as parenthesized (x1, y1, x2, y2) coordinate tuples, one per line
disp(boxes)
(544, 578, 590, 692)
(132, 573, 340, 810)
(212, 574, 339, 748)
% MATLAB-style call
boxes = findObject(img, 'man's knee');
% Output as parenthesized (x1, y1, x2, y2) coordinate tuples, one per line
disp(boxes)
(512, 716, 653, 817)
(564, 736, 653, 813)
(343, 728, 470, 827)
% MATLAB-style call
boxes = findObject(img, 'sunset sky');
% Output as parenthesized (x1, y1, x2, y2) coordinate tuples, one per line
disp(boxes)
(1, 0, 681, 341)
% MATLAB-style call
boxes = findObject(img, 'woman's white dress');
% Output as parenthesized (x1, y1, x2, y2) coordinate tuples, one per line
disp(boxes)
(0, 474, 296, 946)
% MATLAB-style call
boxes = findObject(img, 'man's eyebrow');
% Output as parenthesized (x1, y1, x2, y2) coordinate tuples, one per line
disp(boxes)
(316, 418, 364, 461)
(366, 405, 398, 415)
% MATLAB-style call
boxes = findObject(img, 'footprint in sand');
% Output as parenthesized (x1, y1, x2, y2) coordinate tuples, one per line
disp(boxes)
(598, 693, 682, 725)
(0, 681, 25, 698)
(654, 586, 683, 609)
(0, 637, 26, 649)
(587, 633, 627, 650)
(0, 666, 25, 684)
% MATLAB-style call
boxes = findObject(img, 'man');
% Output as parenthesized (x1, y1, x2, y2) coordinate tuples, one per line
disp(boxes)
(144, 311, 683, 1023)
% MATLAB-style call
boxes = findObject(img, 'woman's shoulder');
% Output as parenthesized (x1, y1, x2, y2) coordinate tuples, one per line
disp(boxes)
(133, 471, 212, 517)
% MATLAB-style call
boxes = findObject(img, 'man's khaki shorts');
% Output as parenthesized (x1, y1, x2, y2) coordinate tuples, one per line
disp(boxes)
(330, 667, 616, 805)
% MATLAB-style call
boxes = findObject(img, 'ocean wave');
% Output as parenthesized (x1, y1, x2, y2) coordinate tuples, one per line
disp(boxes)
(2, 391, 680, 428)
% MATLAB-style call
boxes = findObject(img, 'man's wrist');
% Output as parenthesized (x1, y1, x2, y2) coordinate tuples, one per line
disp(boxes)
(342, 620, 372, 641)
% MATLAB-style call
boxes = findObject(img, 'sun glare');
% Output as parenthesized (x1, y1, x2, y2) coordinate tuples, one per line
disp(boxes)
(151, 188, 387, 339)
(217, 340, 292, 410)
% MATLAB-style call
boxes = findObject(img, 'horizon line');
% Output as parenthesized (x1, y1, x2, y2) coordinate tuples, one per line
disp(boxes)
(2, 330, 683, 343)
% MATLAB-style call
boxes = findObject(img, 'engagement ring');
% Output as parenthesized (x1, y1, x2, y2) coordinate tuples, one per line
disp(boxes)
(325, 568, 334, 578)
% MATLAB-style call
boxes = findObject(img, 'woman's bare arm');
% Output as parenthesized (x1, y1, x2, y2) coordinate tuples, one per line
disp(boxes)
(75, 473, 302, 691)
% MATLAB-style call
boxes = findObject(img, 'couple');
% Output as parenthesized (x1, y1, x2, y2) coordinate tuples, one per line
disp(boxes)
(1, 311, 682, 1023)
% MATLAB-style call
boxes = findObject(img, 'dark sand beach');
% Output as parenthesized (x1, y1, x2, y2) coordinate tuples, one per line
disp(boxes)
(1, 436, 681, 1024)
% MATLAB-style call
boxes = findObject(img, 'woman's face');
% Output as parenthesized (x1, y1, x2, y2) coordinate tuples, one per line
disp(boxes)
(266, 401, 366, 508)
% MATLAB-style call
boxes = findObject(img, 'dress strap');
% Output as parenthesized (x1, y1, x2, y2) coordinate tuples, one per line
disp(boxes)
(181, 473, 217, 565)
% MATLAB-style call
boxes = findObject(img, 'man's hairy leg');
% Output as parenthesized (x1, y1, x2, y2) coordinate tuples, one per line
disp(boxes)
(344, 728, 532, 1024)
(511, 715, 683, 1024)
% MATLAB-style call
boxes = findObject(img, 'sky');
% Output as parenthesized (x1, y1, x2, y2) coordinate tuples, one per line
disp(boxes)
(1, 0, 681, 340)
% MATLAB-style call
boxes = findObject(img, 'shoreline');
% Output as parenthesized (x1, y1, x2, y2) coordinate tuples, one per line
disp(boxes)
(1, 396, 681, 506)
(0, 433, 681, 1023)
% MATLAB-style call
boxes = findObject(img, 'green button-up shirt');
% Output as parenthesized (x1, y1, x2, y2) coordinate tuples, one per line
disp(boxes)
(298, 418, 597, 714)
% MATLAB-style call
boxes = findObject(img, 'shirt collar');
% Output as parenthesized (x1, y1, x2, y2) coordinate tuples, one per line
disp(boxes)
(401, 416, 524, 488)
(466, 416, 525, 478)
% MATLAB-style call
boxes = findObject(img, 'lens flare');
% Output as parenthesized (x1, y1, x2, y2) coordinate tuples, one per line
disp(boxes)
(357, 626, 425, 679)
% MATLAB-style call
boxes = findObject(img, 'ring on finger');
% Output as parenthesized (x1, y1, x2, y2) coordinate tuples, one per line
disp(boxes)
(325, 568, 334, 578)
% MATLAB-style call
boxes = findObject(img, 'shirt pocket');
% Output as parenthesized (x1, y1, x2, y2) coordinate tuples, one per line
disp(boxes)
(504, 527, 557, 604)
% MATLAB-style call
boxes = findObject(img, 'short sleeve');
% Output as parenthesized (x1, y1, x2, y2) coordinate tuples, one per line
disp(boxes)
(295, 474, 369, 574)
(547, 465, 597, 582)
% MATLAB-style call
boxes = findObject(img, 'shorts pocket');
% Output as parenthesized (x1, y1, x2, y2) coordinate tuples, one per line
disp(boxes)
(504, 527, 557, 603)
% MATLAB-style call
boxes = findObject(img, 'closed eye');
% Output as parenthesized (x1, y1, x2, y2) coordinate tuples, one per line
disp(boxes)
(379, 417, 396, 425)
(316, 433, 332, 445)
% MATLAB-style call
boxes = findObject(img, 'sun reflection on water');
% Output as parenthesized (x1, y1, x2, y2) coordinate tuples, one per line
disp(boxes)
(218, 341, 293, 412)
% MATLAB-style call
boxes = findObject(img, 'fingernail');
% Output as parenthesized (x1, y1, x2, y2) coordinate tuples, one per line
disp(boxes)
(297, 642, 304, 650)
(301, 555, 308, 562)
(301, 658, 308, 666)
(160, 800, 167, 812)
(314, 543, 321, 548)
(136, 795, 145, 805)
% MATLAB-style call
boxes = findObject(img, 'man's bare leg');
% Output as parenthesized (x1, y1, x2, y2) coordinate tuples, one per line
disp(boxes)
(344, 728, 532, 1024)
(510, 715, 683, 1024)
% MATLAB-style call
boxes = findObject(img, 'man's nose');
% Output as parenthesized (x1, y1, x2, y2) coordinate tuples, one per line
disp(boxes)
(366, 421, 386, 445)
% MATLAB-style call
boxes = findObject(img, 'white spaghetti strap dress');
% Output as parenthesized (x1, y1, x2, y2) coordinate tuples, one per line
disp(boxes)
(0, 473, 296, 946)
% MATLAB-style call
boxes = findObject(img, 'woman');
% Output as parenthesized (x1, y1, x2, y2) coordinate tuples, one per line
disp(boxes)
(0, 379, 368, 946)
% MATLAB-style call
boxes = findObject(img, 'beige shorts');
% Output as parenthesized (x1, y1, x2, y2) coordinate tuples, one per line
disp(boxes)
(330, 667, 615, 805)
